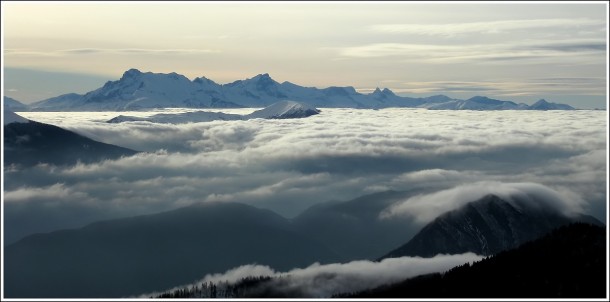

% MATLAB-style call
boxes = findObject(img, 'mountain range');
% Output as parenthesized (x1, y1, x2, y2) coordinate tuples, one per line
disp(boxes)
(4, 191, 602, 298)
(4, 202, 340, 298)
(6, 69, 575, 111)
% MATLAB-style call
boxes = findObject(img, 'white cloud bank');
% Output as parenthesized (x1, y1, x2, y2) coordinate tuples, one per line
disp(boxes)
(380, 181, 586, 225)
(6, 109, 606, 244)
(142, 253, 484, 298)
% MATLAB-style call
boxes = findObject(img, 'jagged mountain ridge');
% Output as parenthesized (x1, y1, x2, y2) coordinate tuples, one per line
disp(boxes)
(381, 194, 602, 259)
(28, 69, 575, 111)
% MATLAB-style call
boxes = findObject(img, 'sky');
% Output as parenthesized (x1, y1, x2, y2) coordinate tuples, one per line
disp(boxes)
(1, 1, 608, 108)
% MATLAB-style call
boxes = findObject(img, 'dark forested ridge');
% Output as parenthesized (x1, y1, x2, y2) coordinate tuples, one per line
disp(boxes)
(151, 223, 606, 299)
(339, 223, 607, 298)
(381, 194, 603, 259)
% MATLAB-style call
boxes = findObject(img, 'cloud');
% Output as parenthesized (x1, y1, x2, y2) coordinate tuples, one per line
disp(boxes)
(380, 181, 587, 225)
(6, 109, 606, 244)
(400, 79, 606, 96)
(336, 39, 605, 65)
(4, 183, 88, 202)
(4, 48, 220, 57)
(141, 253, 484, 298)
(370, 18, 604, 36)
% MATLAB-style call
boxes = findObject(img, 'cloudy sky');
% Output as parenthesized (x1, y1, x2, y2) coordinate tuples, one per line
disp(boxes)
(2, 2, 607, 108)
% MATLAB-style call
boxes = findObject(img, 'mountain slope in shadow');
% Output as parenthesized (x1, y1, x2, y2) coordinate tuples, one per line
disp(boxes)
(4, 202, 341, 298)
(4, 116, 137, 167)
(381, 194, 603, 259)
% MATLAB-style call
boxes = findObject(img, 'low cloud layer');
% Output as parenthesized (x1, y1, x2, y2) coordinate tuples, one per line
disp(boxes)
(6, 109, 606, 244)
(142, 253, 484, 298)
(380, 181, 586, 225)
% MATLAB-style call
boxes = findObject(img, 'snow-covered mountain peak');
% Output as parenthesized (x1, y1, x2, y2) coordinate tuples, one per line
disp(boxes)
(529, 98, 574, 110)
(381, 88, 395, 95)
(533, 99, 549, 105)
(247, 100, 321, 119)
(323, 86, 358, 96)
(193, 76, 218, 86)
(121, 68, 143, 79)
(467, 96, 503, 104)
(252, 73, 271, 80)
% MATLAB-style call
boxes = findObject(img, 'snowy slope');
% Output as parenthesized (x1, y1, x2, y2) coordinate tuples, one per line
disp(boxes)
(108, 111, 243, 124)
(424, 96, 523, 110)
(30, 93, 83, 111)
(29, 69, 578, 111)
(108, 101, 320, 124)
(369, 88, 426, 108)
(528, 99, 575, 110)
(246, 100, 321, 119)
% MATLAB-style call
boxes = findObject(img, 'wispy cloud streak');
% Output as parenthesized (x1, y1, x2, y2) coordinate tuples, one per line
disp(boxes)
(370, 18, 605, 36)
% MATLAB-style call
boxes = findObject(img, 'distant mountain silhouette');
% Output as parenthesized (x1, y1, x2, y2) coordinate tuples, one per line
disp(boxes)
(381, 194, 603, 259)
(528, 99, 575, 110)
(3, 96, 29, 111)
(4, 202, 340, 298)
(340, 223, 606, 298)
(292, 190, 427, 261)
(4, 112, 137, 167)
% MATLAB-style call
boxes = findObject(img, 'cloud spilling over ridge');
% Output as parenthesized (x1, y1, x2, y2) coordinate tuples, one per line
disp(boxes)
(380, 181, 587, 225)
(5, 109, 606, 244)
(141, 253, 484, 298)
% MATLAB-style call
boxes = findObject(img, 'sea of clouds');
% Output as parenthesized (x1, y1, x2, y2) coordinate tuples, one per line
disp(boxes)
(5, 108, 607, 244)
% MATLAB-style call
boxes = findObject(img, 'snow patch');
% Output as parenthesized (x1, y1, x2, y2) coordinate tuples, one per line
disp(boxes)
(246, 100, 320, 119)
(108, 101, 320, 124)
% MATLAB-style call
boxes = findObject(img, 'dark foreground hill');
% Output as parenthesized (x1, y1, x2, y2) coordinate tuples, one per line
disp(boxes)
(4, 118, 137, 167)
(381, 194, 603, 259)
(339, 223, 606, 298)
(4, 202, 340, 298)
